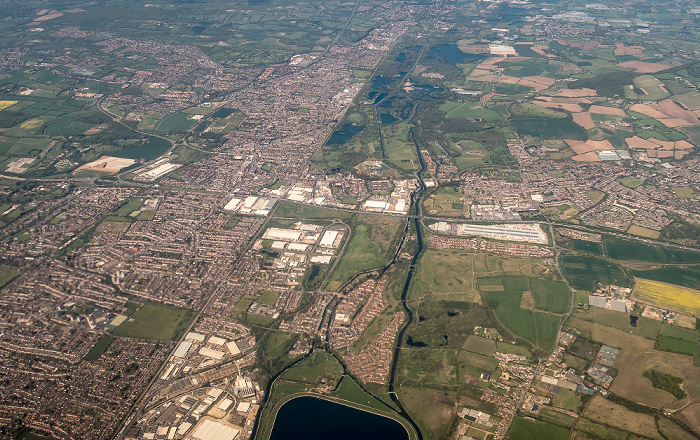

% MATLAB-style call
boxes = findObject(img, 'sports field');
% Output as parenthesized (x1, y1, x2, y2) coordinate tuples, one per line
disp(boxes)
(113, 303, 194, 340)
(634, 279, 700, 315)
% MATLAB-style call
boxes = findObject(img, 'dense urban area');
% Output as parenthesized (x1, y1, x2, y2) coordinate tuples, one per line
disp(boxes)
(1, 0, 700, 440)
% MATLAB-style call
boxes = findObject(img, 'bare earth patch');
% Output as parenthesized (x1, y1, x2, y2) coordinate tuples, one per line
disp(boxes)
(617, 60, 671, 73)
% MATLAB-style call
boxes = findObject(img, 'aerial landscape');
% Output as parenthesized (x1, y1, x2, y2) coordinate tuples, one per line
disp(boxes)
(2, 0, 700, 439)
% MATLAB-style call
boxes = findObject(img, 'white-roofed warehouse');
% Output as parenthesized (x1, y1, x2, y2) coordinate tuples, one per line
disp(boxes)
(191, 419, 240, 440)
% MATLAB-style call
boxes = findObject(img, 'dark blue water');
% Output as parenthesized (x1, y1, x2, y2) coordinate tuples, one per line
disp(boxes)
(269, 396, 409, 440)
(371, 76, 393, 91)
(429, 44, 486, 65)
(410, 84, 443, 94)
(111, 136, 171, 160)
(326, 124, 364, 145)
(380, 113, 398, 124)
(373, 93, 388, 104)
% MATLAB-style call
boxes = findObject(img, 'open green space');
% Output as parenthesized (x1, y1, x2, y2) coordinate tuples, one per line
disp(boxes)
(560, 255, 631, 290)
(529, 278, 570, 314)
(112, 303, 194, 340)
(113, 198, 145, 217)
(324, 214, 403, 291)
(155, 112, 199, 133)
(570, 306, 661, 340)
(0, 265, 20, 288)
(257, 290, 279, 306)
(510, 118, 587, 140)
(630, 265, 700, 291)
(235, 296, 255, 312)
(462, 335, 496, 356)
(84, 335, 115, 361)
(280, 351, 343, 384)
(617, 177, 644, 189)
(605, 239, 700, 264)
(507, 417, 569, 440)
(441, 101, 500, 121)
(493, 305, 561, 349)
(224, 215, 241, 229)
(411, 250, 480, 301)
(570, 239, 603, 255)
(644, 369, 687, 399)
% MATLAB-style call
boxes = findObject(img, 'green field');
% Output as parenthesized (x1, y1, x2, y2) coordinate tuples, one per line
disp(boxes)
(494, 306, 561, 348)
(113, 303, 194, 340)
(257, 290, 280, 306)
(156, 112, 199, 133)
(510, 118, 587, 140)
(656, 335, 699, 357)
(0, 265, 20, 288)
(529, 278, 570, 314)
(382, 122, 419, 172)
(618, 177, 645, 189)
(570, 307, 661, 340)
(235, 296, 255, 312)
(224, 215, 241, 229)
(440, 101, 500, 121)
(570, 239, 603, 255)
(84, 335, 115, 361)
(630, 265, 700, 291)
(462, 335, 496, 356)
(507, 417, 569, 440)
(560, 255, 631, 290)
(324, 214, 403, 291)
(412, 250, 481, 301)
(113, 198, 145, 217)
(605, 239, 700, 264)
(273, 201, 352, 221)
(280, 351, 343, 384)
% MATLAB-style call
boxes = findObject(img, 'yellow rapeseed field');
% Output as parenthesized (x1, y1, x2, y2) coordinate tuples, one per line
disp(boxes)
(634, 279, 700, 315)
(0, 100, 18, 110)
(19, 118, 45, 130)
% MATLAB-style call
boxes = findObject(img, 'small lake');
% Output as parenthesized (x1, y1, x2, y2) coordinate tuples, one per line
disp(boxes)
(111, 136, 171, 161)
(380, 113, 398, 124)
(326, 123, 364, 145)
(371, 76, 393, 91)
(269, 396, 409, 440)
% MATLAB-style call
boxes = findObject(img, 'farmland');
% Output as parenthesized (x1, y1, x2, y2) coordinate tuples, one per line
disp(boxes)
(560, 255, 631, 290)
(634, 279, 700, 315)
(605, 239, 700, 264)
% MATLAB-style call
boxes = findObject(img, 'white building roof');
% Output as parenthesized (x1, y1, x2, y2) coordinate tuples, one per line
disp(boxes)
(186, 332, 206, 342)
(199, 347, 225, 360)
(223, 198, 242, 211)
(208, 336, 227, 346)
(218, 398, 234, 411)
(226, 341, 241, 355)
(287, 243, 309, 252)
(173, 341, 192, 358)
(191, 419, 240, 440)
(320, 230, 339, 247)
(364, 200, 388, 209)
(262, 228, 303, 241)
